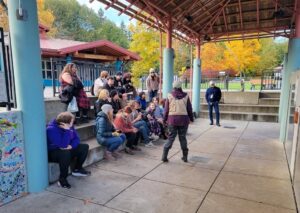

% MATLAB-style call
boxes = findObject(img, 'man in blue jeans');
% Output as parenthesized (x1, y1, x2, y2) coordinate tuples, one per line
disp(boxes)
(205, 81, 222, 126)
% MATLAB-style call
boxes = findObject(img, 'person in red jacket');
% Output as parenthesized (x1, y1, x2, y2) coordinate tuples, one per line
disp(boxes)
(114, 106, 141, 155)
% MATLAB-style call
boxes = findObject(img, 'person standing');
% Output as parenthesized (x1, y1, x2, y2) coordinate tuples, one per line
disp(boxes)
(162, 81, 194, 163)
(205, 81, 222, 126)
(146, 68, 160, 102)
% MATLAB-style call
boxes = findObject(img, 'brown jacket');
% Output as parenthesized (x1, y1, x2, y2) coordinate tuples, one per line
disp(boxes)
(146, 75, 159, 91)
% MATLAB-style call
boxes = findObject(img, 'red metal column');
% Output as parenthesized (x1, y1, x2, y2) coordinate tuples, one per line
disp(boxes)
(166, 16, 172, 48)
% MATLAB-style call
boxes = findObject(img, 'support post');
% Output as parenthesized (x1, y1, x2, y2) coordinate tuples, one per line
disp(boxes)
(278, 53, 288, 122)
(192, 42, 201, 117)
(163, 17, 174, 98)
(8, 0, 48, 192)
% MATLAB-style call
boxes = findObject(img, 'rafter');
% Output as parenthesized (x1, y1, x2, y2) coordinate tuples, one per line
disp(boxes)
(118, 0, 136, 16)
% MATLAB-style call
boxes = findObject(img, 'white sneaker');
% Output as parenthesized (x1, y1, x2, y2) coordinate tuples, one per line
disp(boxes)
(145, 142, 155, 147)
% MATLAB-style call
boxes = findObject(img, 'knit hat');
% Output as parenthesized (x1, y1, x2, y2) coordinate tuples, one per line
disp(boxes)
(101, 104, 113, 114)
(149, 68, 155, 73)
(209, 81, 215, 86)
(173, 81, 182, 89)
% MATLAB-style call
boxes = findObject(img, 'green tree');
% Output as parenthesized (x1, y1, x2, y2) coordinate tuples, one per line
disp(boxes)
(45, 0, 129, 47)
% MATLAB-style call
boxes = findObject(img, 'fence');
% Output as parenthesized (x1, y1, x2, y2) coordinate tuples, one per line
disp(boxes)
(42, 58, 118, 96)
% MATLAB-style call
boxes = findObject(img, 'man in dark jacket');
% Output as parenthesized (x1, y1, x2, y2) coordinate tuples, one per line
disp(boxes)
(47, 112, 91, 189)
(205, 81, 222, 126)
(114, 72, 125, 94)
(162, 81, 194, 163)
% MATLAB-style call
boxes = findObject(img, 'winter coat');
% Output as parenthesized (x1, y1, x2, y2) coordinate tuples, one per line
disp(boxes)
(164, 88, 194, 126)
(146, 75, 159, 91)
(95, 111, 116, 144)
(136, 96, 147, 110)
(46, 119, 80, 151)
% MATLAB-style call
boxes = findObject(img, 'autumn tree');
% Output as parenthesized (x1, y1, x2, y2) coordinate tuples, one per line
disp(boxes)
(0, 0, 56, 35)
(223, 39, 261, 76)
(201, 42, 226, 72)
(128, 23, 161, 85)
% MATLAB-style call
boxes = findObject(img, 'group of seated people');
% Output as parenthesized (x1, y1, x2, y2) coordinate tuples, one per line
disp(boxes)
(48, 70, 171, 189)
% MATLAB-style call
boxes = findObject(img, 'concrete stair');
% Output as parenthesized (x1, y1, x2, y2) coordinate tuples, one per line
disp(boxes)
(199, 91, 281, 123)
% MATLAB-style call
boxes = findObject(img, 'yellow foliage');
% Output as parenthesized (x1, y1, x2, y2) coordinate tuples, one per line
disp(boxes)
(128, 23, 161, 86)
(223, 39, 261, 74)
(201, 43, 226, 72)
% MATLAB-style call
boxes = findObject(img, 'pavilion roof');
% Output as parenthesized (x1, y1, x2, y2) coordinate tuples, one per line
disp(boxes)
(95, 0, 295, 42)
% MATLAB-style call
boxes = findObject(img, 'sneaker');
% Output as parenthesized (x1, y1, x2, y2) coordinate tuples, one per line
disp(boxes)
(125, 147, 134, 155)
(145, 142, 155, 148)
(216, 123, 221, 127)
(72, 169, 91, 177)
(132, 146, 142, 151)
(58, 178, 71, 189)
(209, 123, 213, 125)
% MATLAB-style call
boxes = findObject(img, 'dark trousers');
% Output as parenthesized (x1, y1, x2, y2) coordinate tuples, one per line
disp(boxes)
(48, 144, 89, 179)
(149, 90, 158, 102)
(125, 132, 139, 148)
(208, 101, 220, 124)
(164, 125, 188, 152)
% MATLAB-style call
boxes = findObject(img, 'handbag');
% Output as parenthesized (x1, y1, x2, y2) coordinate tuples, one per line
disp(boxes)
(67, 97, 79, 113)
(59, 85, 74, 104)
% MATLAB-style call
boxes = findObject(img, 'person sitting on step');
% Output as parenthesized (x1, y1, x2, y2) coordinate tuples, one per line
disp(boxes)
(96, 104, 126, 160)
(47, 112, 91, 189)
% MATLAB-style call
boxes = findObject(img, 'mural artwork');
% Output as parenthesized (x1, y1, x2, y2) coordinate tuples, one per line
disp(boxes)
(0, 111, 27, 206)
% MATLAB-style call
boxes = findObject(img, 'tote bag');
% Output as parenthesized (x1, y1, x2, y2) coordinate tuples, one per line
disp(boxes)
(67, 97, 79, 113)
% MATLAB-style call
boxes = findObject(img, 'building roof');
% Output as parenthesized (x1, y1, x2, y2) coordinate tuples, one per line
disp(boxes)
(94, 0, 295, 42)
(39, 26, 140, 61)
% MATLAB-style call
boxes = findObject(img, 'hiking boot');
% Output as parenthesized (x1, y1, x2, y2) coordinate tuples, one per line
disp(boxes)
(58, 178, 71, 189)
(72, 168, 91, 177)
(161, 148, 169, 163)
(181, 150, 188, 163)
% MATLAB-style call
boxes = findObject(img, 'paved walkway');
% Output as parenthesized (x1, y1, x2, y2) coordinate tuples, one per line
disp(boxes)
(1, 119, 296, 213)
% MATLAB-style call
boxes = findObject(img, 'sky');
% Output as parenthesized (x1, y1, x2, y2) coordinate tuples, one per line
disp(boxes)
(76, 0, 132, 27)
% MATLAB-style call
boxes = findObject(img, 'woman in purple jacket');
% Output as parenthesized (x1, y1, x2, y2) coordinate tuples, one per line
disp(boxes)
(47, 112, 91, 189)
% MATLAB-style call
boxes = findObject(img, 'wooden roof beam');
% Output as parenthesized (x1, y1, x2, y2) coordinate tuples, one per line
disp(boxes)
(105, 0, 118, 10)
(141, 0, 167, 29)
(118, 0, 136, 16)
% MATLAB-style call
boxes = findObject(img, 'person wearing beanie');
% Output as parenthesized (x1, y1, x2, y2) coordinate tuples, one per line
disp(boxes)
(94, 89, 112, 116)
(110, 90, 122, 115)
(96, 104, 126, 160)
(114, 106, 141, 155)
(146, 68, 160, 101)
(205, 81, 222, 126)
(162, 81, 194, 163)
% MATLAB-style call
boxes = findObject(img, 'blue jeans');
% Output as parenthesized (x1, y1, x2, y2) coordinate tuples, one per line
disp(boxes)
(149, 90, 158, 102)
(208, 102, 220, 124)
(102, 134, 126, 152)
(133, 120, 150, 144)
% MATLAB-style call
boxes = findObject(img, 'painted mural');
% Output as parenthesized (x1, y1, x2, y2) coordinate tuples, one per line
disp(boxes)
(0, 111, 27, 206)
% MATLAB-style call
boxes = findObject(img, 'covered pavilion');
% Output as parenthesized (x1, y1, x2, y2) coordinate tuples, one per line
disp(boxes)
(3, 0, 300, 209)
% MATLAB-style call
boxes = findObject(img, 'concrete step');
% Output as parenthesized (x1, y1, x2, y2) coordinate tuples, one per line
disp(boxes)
(201, 103, 279, 113)
(259, 92, 281, 99)
(75, 121, 95, 141)
(48, 138, 104, 183)
(200, 110, 278, 122)
(258, 98, 280, 105)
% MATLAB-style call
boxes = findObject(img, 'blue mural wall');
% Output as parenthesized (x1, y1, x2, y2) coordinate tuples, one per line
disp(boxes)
(0, 111, 27, 206)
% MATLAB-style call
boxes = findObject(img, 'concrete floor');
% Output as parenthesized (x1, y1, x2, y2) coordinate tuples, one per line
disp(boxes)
(1, 119, 296, 213)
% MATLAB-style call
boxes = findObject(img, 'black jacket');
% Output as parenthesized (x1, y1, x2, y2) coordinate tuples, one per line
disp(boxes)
(94, 99, 111, 116)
